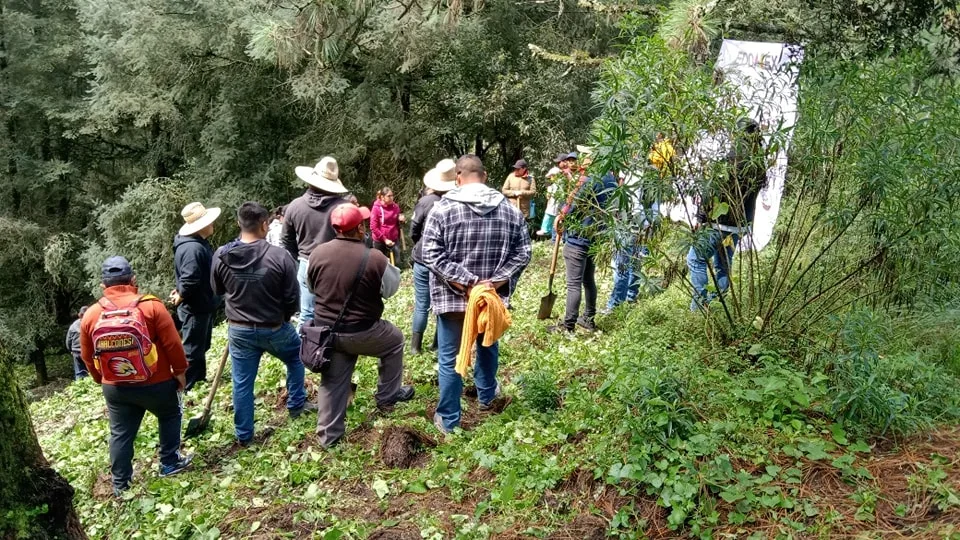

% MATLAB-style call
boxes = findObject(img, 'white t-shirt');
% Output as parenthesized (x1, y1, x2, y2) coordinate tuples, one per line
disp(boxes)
(545, 183, 559, 216)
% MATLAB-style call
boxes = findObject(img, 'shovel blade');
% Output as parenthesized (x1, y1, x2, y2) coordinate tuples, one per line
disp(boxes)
(537, 293, 557, 320)
(183, 416, 209, 439)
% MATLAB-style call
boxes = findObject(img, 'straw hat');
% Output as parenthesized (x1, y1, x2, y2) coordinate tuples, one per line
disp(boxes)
(424, 159, 457, 192)
(178, 202, 222, 236)
(294, 156, 349, 194)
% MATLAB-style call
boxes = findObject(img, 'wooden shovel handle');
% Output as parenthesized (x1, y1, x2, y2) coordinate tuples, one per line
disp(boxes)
(200, 345, 230, 418)
(547, 234, 562, 291)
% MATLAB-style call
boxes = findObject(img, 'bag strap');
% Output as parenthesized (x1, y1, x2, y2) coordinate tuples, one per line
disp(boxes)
(331, 248, 371, 333)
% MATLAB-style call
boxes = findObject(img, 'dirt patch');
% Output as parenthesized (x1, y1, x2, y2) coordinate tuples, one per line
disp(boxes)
(368, 525, 421, 540)
(380, 426, 436, 469)
(92, 473, 114, 500)
(546, 513, 608, 540)
(276, 378, 320, 410)
(24, 378, 71, 402)
(221, 503, 318, 538)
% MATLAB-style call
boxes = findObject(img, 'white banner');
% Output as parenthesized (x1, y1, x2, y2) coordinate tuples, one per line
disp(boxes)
(662, 41, 803, 250)
(716, 39, 803, 251)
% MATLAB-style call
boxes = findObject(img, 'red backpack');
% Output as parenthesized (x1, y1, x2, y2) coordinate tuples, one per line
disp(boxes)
(92, 295, 161, 384)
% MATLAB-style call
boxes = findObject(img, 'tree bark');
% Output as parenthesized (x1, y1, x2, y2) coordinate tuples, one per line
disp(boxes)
(0, 357, 87, 539)
(30, 342, 49, 386)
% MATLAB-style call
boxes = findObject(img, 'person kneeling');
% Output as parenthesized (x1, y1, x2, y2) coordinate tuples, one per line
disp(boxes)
(308, 204, 414, 447)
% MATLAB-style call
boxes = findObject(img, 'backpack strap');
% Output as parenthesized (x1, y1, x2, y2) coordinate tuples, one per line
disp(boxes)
(113, 294, 160, 310)
(98, 297, 119, 311)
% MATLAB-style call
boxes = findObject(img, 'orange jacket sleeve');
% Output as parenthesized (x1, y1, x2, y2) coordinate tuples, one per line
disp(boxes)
(148, 301, 188, 376)
(79, 306, 102, 383)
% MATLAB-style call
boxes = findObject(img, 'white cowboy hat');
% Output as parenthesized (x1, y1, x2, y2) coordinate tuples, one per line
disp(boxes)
(179, 202, 222, 236)
(294, 156, 349, 194)
(424, 158, 457, 192)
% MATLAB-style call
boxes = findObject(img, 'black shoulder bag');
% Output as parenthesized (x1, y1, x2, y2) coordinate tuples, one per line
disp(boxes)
(299, 248, 371, 373)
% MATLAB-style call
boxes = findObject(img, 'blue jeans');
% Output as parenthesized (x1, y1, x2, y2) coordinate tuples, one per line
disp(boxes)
(72, 353, 89, 380)
(297, 259, 314, 328)
(607, 242, 649, 310)
(412, 262, 432, 334)
(687, 229, 739, 311)
(436, 314, 499, 431)
(228, 323, 307, 443)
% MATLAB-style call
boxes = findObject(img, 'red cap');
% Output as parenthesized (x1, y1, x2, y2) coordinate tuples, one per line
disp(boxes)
(330, 203, 371, 232)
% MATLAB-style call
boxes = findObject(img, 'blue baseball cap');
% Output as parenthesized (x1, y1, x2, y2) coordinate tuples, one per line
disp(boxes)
(102, 256, 134, 285)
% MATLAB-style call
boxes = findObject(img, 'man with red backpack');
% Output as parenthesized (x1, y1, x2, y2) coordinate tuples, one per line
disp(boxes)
(80, 256, 193, 496)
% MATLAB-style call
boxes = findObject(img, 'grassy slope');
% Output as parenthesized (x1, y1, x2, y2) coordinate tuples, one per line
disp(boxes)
(29, 242, 960, 539)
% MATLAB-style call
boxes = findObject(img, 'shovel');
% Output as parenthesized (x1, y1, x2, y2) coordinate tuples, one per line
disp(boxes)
(537, 234, 563, 320)
(184, 345, 230, 438)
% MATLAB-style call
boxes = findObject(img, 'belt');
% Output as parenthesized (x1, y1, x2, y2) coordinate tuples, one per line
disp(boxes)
(228, 321, 284, 330)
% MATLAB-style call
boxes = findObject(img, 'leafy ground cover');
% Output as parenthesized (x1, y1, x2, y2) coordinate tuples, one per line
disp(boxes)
(29, 242, 960, 538)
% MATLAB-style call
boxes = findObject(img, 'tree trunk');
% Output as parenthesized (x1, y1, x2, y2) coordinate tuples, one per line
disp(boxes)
(30, 341, 49, 386)
(0, 357, 87, 539)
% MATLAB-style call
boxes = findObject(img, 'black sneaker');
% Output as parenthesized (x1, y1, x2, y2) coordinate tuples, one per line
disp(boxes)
(159, 453, 193, 477)
(289, 400, 319, 419)
(112, 481, 131, 498)
(377, 385, 415, 412)
(576, 317, 596, 332)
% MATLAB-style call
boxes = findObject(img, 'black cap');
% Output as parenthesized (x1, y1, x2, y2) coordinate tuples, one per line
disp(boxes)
(102, 256, 133, 285)
(512, 159, 528, 169)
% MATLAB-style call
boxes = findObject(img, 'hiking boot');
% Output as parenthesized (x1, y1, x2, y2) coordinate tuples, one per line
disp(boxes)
(479, 385, 511, 412)
(410, 332, 424, 356)
(576, 316, 596, 332)
(289, 400, 319, 419)
(159, 453, 193, 477)
(377, 385, 415, 413)
(547, 324, 573, 334)
(433, 412, 453, 435)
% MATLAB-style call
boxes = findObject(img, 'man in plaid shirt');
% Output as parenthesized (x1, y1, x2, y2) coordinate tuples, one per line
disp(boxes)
(422, 154, 532, 433)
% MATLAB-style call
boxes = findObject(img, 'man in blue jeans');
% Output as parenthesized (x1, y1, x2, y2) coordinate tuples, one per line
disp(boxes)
(212, 202, 312, 446)
(409, 160, 456, 354)
(282, 156, 349, 328)
(422, 155, 531, 434)
(687, 118, 768, 311)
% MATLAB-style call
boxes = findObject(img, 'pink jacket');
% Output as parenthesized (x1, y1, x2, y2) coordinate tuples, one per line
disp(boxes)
(371, 200, 401, 243)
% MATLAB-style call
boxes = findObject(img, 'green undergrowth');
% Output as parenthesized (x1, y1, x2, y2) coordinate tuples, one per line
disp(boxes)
(29, 242, 960, 538)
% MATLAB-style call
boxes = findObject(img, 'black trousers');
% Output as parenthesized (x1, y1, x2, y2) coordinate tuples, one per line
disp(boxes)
(563, 242, 597, 329)
(178, 305, 214, 390)
(102, 379, 181, 490)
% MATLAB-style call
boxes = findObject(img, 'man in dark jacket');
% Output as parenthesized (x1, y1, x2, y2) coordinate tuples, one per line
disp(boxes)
(308, 204, 414, 447)
(212, 202, 312, 446)
(282, 156, 350, 328)
(66, 306, 89, 380)
(409, 159, 457, 355)
(172, 201, 221, 391)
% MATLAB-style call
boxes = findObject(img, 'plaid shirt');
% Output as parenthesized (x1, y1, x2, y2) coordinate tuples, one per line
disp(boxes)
(422, 186, 532, 315)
